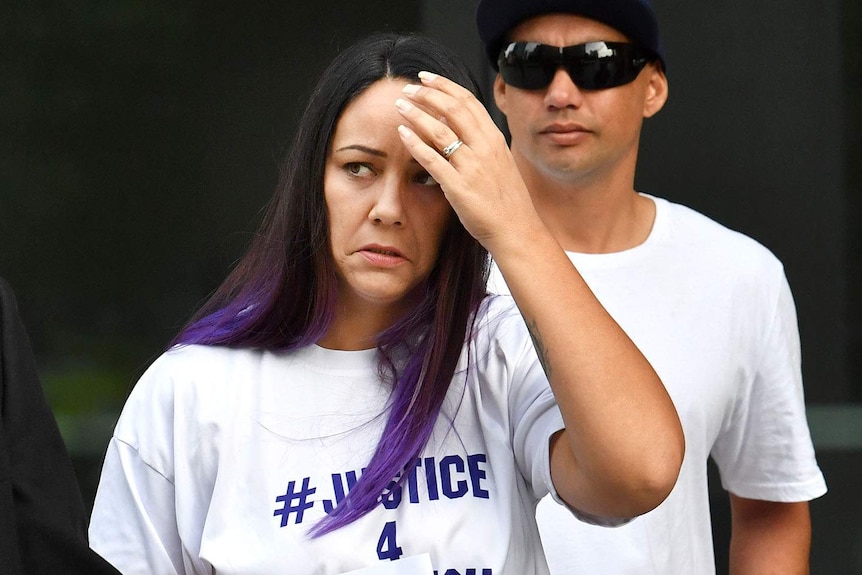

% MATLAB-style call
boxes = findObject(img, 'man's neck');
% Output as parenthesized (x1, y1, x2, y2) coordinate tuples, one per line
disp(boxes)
(517, 156, 656, 254)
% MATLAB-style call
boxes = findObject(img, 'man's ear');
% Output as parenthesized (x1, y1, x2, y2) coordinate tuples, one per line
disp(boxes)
(493, 74, 509, 117)
(643, 64, 668, 118)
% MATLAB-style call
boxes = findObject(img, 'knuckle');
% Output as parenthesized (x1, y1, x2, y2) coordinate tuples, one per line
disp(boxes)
(443, 100, 463, 118)
(457, 91, 474, 106)
(425, 153, 444, 168)
(432, 125, 450, 142)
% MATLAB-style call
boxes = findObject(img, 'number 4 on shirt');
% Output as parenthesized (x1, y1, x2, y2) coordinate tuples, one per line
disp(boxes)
(377, 521, 403, 561)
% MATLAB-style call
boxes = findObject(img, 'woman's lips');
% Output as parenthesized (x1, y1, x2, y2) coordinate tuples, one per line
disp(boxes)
(358, 245, 407, 267)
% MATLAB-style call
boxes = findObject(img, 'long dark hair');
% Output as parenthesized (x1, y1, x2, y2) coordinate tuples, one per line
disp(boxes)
(172, 33, 489, 535)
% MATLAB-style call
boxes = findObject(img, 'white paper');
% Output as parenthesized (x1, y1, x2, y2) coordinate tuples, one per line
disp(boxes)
(339, 553, 434, 575)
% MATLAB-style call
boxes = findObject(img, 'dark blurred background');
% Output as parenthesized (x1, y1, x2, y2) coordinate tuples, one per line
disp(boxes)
(2, 1, 860, 572)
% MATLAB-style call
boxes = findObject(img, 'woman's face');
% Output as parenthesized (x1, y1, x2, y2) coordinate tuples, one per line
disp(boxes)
(324, 78, 453, 318)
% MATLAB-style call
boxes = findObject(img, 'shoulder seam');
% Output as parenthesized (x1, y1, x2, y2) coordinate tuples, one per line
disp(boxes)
(113, 436, 176, 486)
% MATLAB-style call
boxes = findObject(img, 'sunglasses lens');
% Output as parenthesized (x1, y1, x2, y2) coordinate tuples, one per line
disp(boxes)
(498, 43, 554, 90)
(500, 65, 551, 90)
(572, 50, 642, 90)
(498, 42, 648, 91)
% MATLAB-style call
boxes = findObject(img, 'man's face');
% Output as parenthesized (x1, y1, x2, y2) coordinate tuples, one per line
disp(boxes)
(494, 13, 667, 186)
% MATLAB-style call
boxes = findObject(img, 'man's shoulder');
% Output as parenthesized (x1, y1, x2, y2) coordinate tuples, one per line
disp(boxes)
(656, 196, 781, 267)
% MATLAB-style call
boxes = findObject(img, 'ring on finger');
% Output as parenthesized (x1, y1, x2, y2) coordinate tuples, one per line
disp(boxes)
(442, 139, 464, 159)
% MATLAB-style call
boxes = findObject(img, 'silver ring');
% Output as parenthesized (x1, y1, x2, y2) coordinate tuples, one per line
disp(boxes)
(442, 139, 464, 158)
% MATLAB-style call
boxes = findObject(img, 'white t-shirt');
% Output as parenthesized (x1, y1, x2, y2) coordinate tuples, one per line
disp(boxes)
(89, 296, 570, 575)
(490, 195, 827, 574)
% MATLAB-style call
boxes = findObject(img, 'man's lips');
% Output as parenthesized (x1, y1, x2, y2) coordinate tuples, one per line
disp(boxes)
(539, 123, 592, 145)
(541, 123, 589, 134)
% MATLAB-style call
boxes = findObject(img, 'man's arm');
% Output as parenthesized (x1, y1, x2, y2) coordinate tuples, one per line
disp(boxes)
(729, 494, 811, 575)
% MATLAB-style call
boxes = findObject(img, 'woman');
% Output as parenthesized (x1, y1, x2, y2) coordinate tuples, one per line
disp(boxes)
(89, 33, 683, 574)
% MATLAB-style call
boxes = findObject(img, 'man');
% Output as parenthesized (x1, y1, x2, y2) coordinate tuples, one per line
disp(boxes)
(475, 0, 827, 573)
(0, 276, 118, 574)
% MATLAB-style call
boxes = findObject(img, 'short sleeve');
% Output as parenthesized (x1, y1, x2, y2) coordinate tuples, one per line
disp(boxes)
(711, 274, 827, 502)
(90, 439, 184, 574)
(89, 352, 193, 575)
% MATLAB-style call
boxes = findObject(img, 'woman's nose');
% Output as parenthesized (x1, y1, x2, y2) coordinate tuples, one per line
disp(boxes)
(368, 177, 405, 226)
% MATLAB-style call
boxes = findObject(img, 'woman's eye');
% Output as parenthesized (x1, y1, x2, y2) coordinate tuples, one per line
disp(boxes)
(346, 163, 371, 176)
(415, 172, 439, 187)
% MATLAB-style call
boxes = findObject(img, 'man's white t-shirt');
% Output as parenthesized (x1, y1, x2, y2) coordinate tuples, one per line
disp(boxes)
(89, 296, 572, 575)
(490, 195, 826, 574)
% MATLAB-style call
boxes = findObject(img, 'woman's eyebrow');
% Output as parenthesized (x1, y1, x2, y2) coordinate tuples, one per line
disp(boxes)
(335, 144, 386, 157)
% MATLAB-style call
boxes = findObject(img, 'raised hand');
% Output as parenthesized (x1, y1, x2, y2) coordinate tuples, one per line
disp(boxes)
(395, 71, 544, 255)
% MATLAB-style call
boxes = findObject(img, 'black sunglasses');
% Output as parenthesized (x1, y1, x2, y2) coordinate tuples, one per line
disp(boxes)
(498, 41, 651, 91)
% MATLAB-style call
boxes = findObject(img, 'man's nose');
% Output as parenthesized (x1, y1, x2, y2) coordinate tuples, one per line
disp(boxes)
(544, 67, 585, 110)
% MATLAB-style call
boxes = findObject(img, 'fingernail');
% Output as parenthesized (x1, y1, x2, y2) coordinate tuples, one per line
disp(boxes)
(418, 71, 438, 82)
(395, 98, 413, 112)
(402, 84, 421, 96)
(397, 125, 413, 138)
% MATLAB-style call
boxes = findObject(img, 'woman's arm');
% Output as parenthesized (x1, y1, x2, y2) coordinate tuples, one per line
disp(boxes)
(396, 73, 684, 519)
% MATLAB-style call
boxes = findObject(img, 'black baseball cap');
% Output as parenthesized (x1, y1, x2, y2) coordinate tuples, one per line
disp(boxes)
(476, 0, 666, 71)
